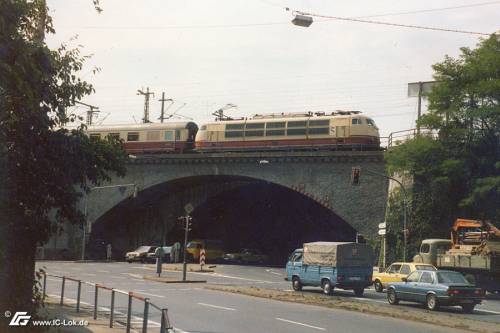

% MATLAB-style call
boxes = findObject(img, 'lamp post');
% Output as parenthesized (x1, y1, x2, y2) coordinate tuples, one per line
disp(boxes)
(81, 183, 138, 260)
(358, 169, 409, 262)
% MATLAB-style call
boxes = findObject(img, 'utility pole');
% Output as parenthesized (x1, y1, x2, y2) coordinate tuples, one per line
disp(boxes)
(158, 92, 173, 123)
(75, 101, 100, 126)
(137, 87, 154, 123)
(408, 81, 438, 135)
(179, 214, 192, 282)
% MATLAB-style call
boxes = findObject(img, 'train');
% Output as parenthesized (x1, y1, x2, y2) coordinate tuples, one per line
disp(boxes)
(86, 111, 380, 154)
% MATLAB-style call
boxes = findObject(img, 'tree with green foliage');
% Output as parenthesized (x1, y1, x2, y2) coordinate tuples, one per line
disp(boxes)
(385, 35, 500, 259)
(0, 0, 126, 329)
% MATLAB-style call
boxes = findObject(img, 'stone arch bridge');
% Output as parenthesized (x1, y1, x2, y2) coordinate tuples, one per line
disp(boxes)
(43, 151, 388, 259)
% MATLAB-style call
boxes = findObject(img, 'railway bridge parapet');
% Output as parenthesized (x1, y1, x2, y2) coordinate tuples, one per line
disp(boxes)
(84, 150, 388, 237)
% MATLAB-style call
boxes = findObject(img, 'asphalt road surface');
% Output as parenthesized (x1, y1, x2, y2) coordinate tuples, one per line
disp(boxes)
(36, 261, 500, 332)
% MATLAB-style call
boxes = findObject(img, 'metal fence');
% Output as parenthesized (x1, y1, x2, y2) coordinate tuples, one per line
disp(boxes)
(42, 272, 174, 333)
(386, 128, 436, 149)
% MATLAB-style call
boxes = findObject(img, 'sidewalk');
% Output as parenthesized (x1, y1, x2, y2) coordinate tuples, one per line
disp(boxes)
(40, 297, 127, 333)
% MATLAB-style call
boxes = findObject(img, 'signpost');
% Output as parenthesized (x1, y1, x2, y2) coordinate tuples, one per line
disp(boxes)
(379, 222, 387, 268)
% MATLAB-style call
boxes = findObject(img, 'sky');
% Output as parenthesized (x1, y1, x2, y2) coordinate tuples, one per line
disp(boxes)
(46, 0, 500, 141)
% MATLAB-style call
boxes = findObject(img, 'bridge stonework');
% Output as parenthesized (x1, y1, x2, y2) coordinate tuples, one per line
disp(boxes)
(84, 151, 388, 238)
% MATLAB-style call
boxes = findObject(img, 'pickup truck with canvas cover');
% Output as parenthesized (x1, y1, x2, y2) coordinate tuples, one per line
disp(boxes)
(414, 218, 500, 293)
(286, 242, 373, 296)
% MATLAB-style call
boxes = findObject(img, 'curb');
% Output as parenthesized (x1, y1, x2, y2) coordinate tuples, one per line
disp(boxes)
(143, 276, 207, 284)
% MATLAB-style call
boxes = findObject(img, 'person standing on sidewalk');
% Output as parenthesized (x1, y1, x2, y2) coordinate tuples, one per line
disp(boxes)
(106, 243, 112, 261)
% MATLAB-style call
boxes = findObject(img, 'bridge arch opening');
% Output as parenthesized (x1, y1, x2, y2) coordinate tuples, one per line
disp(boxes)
(88, 175, 357, 263)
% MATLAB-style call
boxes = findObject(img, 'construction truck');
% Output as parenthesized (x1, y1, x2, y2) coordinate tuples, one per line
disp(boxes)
(413, 218, 500, 293)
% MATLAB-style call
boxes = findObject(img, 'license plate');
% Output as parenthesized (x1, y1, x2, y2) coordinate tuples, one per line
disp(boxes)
(350, 277, 361, 281)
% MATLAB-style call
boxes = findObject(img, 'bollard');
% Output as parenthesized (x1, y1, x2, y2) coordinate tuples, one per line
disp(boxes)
(160, 308, 172, 332)
(110, 289, 115, 328)
(60, 276, 66, 305)
(76, 281, 82, 313)
(93, 285, 99, 320)
(160, 309, 166, 333)
(142, 298, 150, 333)
(126, 293, 132, 333)
(42, 272, 47, 301)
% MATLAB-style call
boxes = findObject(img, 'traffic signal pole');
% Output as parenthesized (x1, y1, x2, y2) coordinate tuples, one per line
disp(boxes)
(355, 168, 409, 262)
(181, 215, 191, 282)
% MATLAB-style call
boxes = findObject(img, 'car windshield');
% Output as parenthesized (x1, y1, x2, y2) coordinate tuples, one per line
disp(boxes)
(134, 246, 150, 252)
(187, 242, 201, 248)
(415, 265, 436, 271)
(437, 272, 469, 284)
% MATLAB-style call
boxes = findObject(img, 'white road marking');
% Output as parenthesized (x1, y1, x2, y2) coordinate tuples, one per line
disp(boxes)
(134, 291, 164, 298)
(111, 276, 126, 279)
(82, 273, 96, 276)
(275, 317, 326, 331)
(97, 270, 110, 273)
(475, 309, 500, 315)
(265, 269, 283, 276)
(47, 278, 60, 282)
(197, 302, 236, 311)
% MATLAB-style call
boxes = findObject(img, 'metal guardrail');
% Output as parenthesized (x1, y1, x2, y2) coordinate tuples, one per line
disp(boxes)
(386, 128, 436, 149)
(42, 272, 173, 333)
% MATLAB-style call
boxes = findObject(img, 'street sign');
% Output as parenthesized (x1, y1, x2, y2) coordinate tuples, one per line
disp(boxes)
(184, 203, 194, 214)
(378, 229, 386, 236)
(200, 249, 206, 267)
(378, 222, 386, 229)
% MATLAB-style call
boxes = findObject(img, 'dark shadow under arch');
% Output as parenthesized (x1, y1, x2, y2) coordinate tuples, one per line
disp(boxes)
(88, 175, 357, 263)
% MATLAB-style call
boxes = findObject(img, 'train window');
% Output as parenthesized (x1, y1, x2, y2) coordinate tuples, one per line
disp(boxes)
(352, 118, 362, 125)
(266, 130, 285, 136)
(164, 131, 174, 141)
(309, 120, 330, 126)
(226, 123, 244, 130)
(107, 133, 120, 140)
(89, 133, 101, 140)
(225, 131, 243, 138)
(308, 127, 329, 135)
(200, 125, 207, 130)
(287, 121, 307, 128)
(287, 128, 307, 136)
(266, 122, 285, 129)
(245, 123, 265, 129)
(245, 130, 264, 137)
(146, 131, 160, 141)
(366, 118, 376, 127)
(175, 130, 181, 141)
(127, 132, 139, 141)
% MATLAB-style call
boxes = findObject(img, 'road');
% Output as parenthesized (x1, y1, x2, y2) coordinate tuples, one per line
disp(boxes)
(36, 261, 500, 332)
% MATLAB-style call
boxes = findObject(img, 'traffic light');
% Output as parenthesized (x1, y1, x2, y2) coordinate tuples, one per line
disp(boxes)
(351, 167, 361, 185)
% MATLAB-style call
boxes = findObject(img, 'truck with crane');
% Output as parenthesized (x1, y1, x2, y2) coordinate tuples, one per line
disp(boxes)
(413, 218, 500, 293)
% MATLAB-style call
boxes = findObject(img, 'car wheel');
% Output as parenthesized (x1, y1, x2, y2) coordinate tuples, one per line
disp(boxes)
(292, 276, 302, 291)
(461, 304, 475, 313)
(322, 279, 333, 295)
(354, 288, 364, 297)
(426, 294, 439, 311)
(387, 288, 399, 305)
(374, 280, 383, 292)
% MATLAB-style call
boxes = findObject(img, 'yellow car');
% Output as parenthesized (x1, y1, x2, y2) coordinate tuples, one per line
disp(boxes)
(372, 262, 436, 292)
(186, 239, 224, 262)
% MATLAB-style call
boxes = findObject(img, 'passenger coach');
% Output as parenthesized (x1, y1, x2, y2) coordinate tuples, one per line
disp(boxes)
(87, 122, 198, 154)
(195, 111, 379, 151)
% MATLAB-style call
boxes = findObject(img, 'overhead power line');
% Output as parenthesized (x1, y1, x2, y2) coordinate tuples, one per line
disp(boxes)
(66, 1, 500, 31)
(291, 9, 491, 36)
(355, 1, 500, 19)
